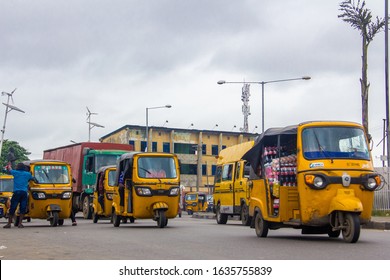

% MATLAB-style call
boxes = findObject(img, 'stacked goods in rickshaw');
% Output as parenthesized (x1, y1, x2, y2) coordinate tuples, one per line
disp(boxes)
(43, 142, 133, 219)
(243, 121, 382, 243)
(213, 141, 254, 225)
(0, 174, 13, 219)
(16, 160, 73, 227)
(111, 152, 181, 228)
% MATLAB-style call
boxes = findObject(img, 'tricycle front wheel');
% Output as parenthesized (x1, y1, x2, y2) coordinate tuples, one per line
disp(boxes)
(341, 212, 360, 243)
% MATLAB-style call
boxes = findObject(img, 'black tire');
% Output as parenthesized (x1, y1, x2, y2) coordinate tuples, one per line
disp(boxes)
(83, 196, 92, 219)
(157, 210, 167, 228)
(254, 210, 269, 238)
(129, 217, 135, 223)
(58, 219, 64, 226)
(92, 212, 99, 223)
(341, 212, 360, 243)
(112, 211, 121, 227)
(50, 212, 59, 227)
(216, 204, 228, 224)
(241, 204, 252, 226)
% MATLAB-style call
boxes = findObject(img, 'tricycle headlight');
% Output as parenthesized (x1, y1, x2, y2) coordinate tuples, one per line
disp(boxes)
(62, 192, 72, 199)
(135, 187, 152, 196)
(106, 193, 113, 200)
(32, 192, 46, 200)
(169, 187, 179, 196)
(305, 174, 328, 190)
(364, 175, 380, 191)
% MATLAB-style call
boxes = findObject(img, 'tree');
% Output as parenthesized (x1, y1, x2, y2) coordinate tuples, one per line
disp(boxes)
(0, 140, 30, 169)
(338, 0, 386, 136)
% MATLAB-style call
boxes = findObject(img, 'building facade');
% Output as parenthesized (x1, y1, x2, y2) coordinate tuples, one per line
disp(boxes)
(99, 125, 258, 193)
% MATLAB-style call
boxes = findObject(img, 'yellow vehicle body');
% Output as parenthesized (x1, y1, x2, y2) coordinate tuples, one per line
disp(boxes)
(92, 165, 116, 223)
(245, 121, 381, 243)
(111, 152, 180, 228)
(0, 174, 13, 219)
(213, 141, 254, 225)
(20, 160, 73, 227)
(184, 192, 208, 214)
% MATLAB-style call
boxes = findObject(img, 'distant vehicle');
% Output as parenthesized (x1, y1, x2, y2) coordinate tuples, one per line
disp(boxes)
(213, 141, 254, 225)
(43, 142, 133, 219)
(0, 174, 13, 220)
(185, 192, 208, 215)
(206, 194, 213, 212)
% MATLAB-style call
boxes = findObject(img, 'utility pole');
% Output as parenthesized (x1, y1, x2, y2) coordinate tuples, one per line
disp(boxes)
(385, 0, 390, 167)
(196, 143, 202, 192)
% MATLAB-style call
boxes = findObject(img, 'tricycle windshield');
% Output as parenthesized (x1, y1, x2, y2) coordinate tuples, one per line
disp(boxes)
(0, 178, 13, 192)
(137, 156, 177, 179)
(33, 165, 70, 184)
(107, 170, 116, 186)
(302, 126, 370, 160)
(185, 193, 197, 201)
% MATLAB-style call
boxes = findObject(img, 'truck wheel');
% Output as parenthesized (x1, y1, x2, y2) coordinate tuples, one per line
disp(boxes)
(216, 204, 228, 224)
(254, 210, 269, 238)
(241, 204, 251, 226)
(83, 196, 92, 219)
(341, 212, 360, 243)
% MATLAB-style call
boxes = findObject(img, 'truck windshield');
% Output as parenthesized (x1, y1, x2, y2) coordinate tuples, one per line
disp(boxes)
(302, 126, 370, 160)
(137, 156, 177, 179)
(33, 165, 70, 184)
(96, 155, 120, 172)
(0, 178, 13, 192)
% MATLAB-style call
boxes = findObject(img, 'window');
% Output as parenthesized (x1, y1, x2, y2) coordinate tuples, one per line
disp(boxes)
(202, 164, 207, 175)
(214, 165, 222, 183)
(152, 142, 157, 152)
(222, 164, 233, 181)
(137, 156, 177, 179)
(202, 144, 206, 155)
(212, 145, 219, 156)
(163, 142, 170, 153)
(129, 140, 135, 148)
(174, 143, 196, 154)
(141, 141, 147, 152)
(180, 164, 198, 175)
(211, 165, 217, 176)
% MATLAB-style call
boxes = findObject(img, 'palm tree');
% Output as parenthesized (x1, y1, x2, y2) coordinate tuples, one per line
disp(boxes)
(338, 0, 385, 136)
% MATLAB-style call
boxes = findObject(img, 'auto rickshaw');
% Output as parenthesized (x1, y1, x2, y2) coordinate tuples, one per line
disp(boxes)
(16, 160, 73, 227)
(184, 192, 208, 215)
(0, 174, 13, 220)
(244, 121, 382, 243)
(111, 152, 180, 228)
(92, 165, 117, 223)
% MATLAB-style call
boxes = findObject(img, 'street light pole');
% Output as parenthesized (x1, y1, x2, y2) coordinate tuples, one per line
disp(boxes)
(0, 89, 25, 158)
(218, 76, 311, 133)
(145, 105, 172, 152)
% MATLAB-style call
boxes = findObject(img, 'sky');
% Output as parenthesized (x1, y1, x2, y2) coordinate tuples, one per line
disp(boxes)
(0, 0, 388, 166)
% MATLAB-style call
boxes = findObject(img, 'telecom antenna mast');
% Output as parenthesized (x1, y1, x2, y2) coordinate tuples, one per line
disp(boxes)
(240, 83, 250, 133)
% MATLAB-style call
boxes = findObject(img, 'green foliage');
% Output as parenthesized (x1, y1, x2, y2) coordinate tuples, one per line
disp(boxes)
(0, 139, 30, 169)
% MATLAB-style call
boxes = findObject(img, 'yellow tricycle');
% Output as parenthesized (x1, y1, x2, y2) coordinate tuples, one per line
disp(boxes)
(92, 165, 117, 223)
(0, 174, 13, 220)
(184, 192, 208, 215)
(244, 121, 381, 243)
(18, 160, 73, 227)
(111, 152, 180, 228)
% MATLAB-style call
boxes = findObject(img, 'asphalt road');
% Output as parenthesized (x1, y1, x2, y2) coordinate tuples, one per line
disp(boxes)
(1, 213, 390, 260)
